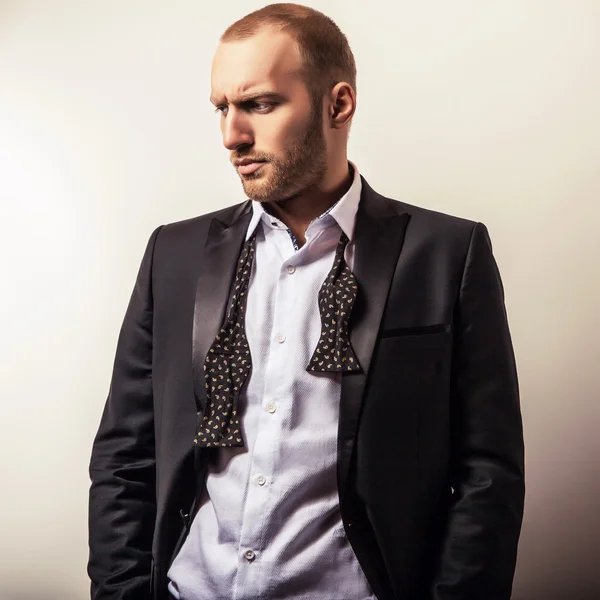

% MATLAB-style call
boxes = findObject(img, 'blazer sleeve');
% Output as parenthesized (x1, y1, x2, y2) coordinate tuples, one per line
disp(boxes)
(88, 225, 163, 600)
(431, 222, 525, 600)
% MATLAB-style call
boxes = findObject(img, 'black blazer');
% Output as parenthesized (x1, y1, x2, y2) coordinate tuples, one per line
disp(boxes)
(88, 177, 525, 600)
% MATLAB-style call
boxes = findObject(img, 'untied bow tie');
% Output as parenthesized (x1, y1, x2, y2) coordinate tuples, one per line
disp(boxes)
(193, 230, 361, 448)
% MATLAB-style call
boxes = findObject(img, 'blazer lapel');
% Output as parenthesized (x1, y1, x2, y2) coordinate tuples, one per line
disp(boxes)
(192, 201, 253, 413)
(338, 177, 410, 504)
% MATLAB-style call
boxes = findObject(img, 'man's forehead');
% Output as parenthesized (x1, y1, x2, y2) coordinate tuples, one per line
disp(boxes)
(211, 28, 304, 102)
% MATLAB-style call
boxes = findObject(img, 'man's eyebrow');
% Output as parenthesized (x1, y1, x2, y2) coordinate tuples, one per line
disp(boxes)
(209, 91, 283, 105)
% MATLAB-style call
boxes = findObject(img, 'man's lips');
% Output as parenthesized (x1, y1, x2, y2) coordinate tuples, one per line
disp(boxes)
(236, 161, 266, 175)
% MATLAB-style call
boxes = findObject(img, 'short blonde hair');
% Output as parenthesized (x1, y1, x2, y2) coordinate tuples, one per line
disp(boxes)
(221, 3, 357, 104)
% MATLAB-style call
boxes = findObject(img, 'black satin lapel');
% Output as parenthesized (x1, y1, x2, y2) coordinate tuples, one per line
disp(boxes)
(192, 205, 252, 413)
(351, 217, 410, 376)
(338, 183, 410, 503)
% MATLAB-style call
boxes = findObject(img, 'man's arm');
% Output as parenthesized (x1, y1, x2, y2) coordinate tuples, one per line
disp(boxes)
(432, 222, 525, 599)
(88, 226, 163, 600)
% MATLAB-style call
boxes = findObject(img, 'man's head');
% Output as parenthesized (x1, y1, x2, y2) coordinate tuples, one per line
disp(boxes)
(210, 3, 357, 203)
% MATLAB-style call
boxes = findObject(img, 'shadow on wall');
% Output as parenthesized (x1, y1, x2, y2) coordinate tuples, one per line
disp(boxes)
(0, 2, 21, 32)
(0, 592, 80, 600)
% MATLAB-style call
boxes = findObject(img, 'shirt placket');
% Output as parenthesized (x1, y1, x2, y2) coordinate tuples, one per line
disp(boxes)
(232, 225, 298, 600)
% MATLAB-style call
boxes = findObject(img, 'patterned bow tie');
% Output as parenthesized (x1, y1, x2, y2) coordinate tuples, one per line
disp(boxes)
(193, 230, 361, 448)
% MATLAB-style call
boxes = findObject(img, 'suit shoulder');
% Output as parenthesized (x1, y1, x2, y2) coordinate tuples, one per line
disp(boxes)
(361, 176, 479, 240)
(380, 196, 482, 267)
(150, 201, 248, 252)
(389, 197, 478, 238)
(161, 201, 247, 235)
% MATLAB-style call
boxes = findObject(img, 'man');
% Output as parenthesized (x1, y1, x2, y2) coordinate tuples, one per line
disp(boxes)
(88, 4, 525, 600)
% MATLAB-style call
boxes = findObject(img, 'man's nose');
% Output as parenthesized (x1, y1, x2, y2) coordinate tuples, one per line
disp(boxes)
(222, 108, 253, 151)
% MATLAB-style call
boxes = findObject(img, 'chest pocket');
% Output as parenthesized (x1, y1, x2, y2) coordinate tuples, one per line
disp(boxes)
(377, 323, 451, 367)
(367, 325, 452, 410)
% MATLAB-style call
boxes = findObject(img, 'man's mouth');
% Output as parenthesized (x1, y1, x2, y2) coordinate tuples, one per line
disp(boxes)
(237, 161, 266, 175)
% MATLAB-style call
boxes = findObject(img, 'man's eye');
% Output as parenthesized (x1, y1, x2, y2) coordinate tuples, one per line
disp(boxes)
(243, 101, 276, 113)
(214, 102, 275, 116)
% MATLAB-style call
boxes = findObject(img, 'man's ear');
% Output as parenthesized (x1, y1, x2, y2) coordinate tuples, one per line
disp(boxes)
(329, 82, 356, 129)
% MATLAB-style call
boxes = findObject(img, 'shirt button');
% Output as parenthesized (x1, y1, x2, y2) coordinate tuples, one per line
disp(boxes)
(275, 333, 286, 343)
(244, 549, 256, 562)
(256, 475, 267, 486)
(265, 402, 277, 414)
(286, 264, 296, 274)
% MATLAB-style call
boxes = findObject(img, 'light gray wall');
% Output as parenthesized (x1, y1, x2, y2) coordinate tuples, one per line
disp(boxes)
(0, 1, 599, 599)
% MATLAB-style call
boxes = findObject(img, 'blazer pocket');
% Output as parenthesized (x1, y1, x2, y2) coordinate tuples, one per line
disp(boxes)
(379, 323, 451, 338)
(376, 324, 452, 374)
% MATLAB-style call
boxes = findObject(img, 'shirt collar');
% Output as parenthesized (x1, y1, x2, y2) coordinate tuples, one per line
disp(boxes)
(245, 160, 362, 242)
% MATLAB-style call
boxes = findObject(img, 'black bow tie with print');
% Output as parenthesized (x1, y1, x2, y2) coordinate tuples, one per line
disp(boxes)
(193, 231, 361, 448)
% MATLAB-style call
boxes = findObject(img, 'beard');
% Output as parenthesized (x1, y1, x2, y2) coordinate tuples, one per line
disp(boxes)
(234, 103, 328, 203)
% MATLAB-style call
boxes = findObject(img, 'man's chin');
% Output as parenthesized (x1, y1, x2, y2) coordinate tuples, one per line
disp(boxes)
(241, 181, 276, 203)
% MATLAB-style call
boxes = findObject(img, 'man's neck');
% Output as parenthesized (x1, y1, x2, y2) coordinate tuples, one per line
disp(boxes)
(264, 163, 353, 247)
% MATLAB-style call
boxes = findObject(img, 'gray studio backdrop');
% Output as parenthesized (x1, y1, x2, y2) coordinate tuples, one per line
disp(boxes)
(0, 1, 599, 599)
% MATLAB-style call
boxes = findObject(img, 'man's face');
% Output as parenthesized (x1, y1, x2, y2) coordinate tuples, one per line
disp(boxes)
(210, 27, 327, 203)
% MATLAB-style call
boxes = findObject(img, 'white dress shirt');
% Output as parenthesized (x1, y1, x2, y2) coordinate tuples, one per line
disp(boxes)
(167, 163, 376, 600)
